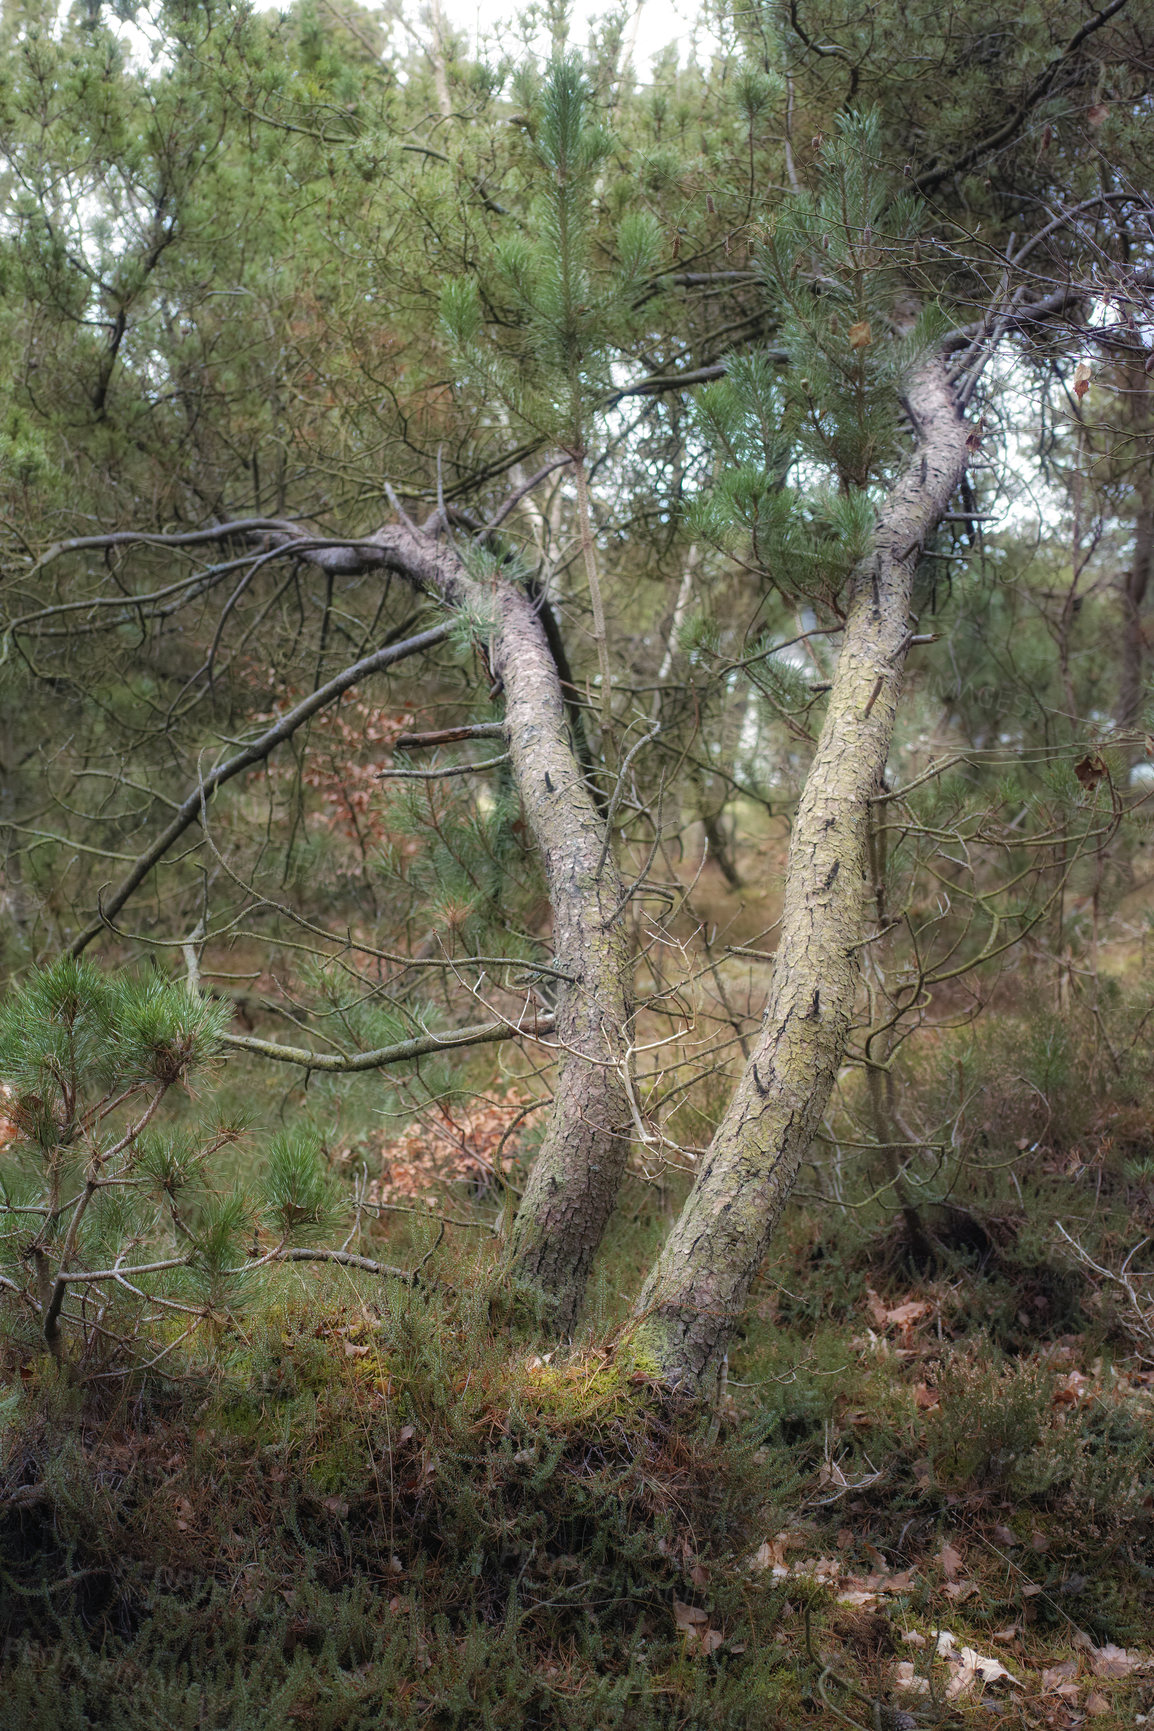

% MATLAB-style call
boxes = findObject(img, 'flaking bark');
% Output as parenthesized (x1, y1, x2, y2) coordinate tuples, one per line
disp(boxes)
(631, 360, 972, 1389)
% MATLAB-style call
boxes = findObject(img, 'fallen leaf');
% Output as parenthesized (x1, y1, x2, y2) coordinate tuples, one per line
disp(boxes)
(700, 1628, 725, 1655)
(322, 1495, 349, 1519)
(914, 1382, 940, 1410)
(689, 1563, 710, 1587)
(344, 1340, 370, 1358)
(1090, 1643, 1145, 1679)
(1085, 1693, 1111, 1716)
(848, 319, 873, 350)
(1087, 103, 1110, 126)
(943, 1580, 979, 1604)
(992, 1524, 1018, 1546)
(1030, 1530, 1051, 1553)
(934, 1631, 1021, 1699)
(836, 1589, 878, 1607)
(992, 1625, 1020, 1643)
(903, 1630, 927, 1648)
(1042, 1661, 1079, 1691)
(895, 1660, 930, 1695)
(938, 1542, 965, 1580)
(673, 1599, 709, 1630)
(397, 1425, 415, 1445)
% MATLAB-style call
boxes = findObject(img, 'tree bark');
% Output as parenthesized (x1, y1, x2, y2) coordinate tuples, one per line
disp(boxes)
(1117, 484, 1152, 736)
(290, 520, 634, 1328)
(630, 359, 971, 1390)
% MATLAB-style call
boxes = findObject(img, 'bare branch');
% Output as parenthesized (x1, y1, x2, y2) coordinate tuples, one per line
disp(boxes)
(66, 621, 452, 956)
(220, 1012, 556, 1071)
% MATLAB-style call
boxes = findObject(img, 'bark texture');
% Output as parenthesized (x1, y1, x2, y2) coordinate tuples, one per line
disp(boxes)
(631, 360, 971, 1389)
(291, 522, 634, 1327)
(1118, 485, 1152, 734)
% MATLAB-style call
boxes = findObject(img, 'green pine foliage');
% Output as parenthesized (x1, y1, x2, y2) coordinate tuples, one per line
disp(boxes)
(687, 113, 945, 607)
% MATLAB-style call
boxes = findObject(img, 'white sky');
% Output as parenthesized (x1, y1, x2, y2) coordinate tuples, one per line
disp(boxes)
(426, 0, 720, 72)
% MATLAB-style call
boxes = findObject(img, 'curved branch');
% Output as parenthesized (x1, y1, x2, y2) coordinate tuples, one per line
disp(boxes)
(66, 621, 452, 956)
(220, 1012, 555, 1071)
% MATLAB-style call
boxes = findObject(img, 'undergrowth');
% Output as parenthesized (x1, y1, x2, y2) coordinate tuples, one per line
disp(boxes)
(0, 1255, 800, 1730)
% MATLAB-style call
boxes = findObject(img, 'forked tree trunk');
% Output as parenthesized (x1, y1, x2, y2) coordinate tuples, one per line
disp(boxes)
(297, 522, 634, 1327)
(630, 360, 971, 1389)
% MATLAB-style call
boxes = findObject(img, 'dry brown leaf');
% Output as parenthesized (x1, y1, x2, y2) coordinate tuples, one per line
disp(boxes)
(322, 1495, 350, 1519)
(1090, 1643, 1145, 1679)
(938, 1541, 964, 1580)
(1087, 104, 1110, 126)
(1073, 359, 1092, 401)
(1042, 1660, 1079, 1691)
(1073, 753, 1106, 791)
(943, 1580, 979, 1604)
(673, 1599, 709, 1630)
(991, 1524, 1018, 1546)
(848, 319, 872, 350)
(914, 1382, 940, 1410)
(1085, 1693, 1111, 1716)
(689, 1563, 710, 1587)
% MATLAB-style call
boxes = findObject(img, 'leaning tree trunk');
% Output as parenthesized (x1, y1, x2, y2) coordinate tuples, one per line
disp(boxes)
(58, 503, 637, 1329)
(630, 360, 971, 1389)
(294, 521, 634, 1328)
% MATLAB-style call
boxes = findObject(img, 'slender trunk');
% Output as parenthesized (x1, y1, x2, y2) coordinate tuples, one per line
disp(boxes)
(1118, 484, 1152, 736)
(573, 455, 614, 739)
(428, 0, 453, 119)
(299, 521, 634, 1327)
(493, 584, 633, 1327)
(630, 360, 970, 1389)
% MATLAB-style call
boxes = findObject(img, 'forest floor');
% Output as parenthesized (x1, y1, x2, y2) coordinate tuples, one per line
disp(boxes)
(1, 1158, 1151, 1730)
(2, 852, 1153, 1728)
